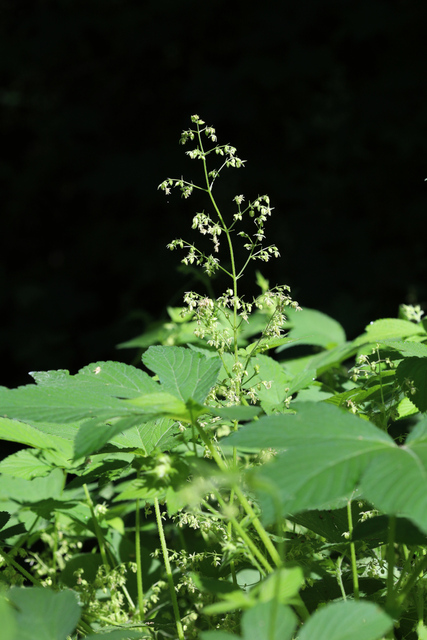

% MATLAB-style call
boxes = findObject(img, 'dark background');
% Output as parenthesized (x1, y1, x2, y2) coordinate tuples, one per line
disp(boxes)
(1, 0, 426, 388)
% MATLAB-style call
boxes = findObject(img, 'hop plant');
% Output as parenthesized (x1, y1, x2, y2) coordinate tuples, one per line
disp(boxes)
(160, 115, 301, 404)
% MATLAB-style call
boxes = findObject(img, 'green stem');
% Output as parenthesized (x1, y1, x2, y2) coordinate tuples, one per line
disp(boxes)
(198, 125, 240, 360)
(396, 551, 427, 608)
(386, 515, 397, 613)
(347, 501, 359, 600)
(233, 485, 282, 568)
(154, 497, 184, 640)
(211, 490, 271, 575)
(194, 420, 281, 569)
(135, 479, 145, 621)
(336, 555, 347, 600)
(83, 483, 109, 571)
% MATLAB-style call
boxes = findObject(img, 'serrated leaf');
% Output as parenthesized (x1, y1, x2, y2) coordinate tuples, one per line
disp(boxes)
(110, 417, 178, 454)
(0, 449, 54, 479)
(143, 345, 221, 403)
(361, 318, 425, 342)
(0, 384, 130, 424)
(396, 357, 427, 412)
(0, 362, 160, 427)
(297, 600, 392, 640)
(125, 391, 188, 415)
(74, 415, 146, 460)
(226, 403, 394, 524)
(0, 511, 10, 530)
(396, 395, 419, 419)
(31, 360, 159, 397)
(380, 339, 427, 358)
(0, 417, 55, 449)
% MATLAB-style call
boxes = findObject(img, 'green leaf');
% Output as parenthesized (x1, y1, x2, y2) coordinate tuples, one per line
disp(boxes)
(226, 403, 394, 524)
(358, 318, 426, 343)
(380, 339, 427, 358)
(200, 632, 238, 640)
(0, 361, 159, 426)
(31, 360, 159, 396)
(0, 417, 54, 449)
(0, 384, 130, 424)
(360, 441, 427, 534)
(142, 345, 221, 403)
(0, 449, 54, 479)
(73, 415, 147, 460)
(0, 595, 16, 640)
(85, 631, 152, 640)
(75, 414, 180, 460)
(0, 511, 10, 529)
(241, 602, 297, 640)
(396, 357, 427, 412)
(256, 566, 304, 604)
(110, 417, 179, 454)
(277, 307, 346, 350)
(7, 587, 81, 640)
(296, 600, 393, 640)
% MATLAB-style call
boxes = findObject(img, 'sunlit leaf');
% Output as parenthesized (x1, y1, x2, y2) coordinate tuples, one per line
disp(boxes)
(143, 345, 221, 403)
(296, 600, 392, 640)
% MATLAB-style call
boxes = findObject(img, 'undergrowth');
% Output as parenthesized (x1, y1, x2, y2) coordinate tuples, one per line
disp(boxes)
(1, 116, 427, 640)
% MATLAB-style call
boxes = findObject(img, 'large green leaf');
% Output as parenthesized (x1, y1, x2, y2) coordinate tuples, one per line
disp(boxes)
(74, 412, 180, 459)
(360, 419, 427, 533)
(0, 417, 54, 449)
(30, 360, 159, 396)
(356, 318, 426, 343)
(0, 596, 16, 640)
(85, 631, 152, 639)
(241, 602, 297, 640)
(0, 361, 159, 425)
(277, 307, 346, 350)
(296, 600, 392, 640)
(0, 384, 131, 424)
(226, 403, 394, 523)
(110, 417, 178, 453)
(380, 340, 427, 358)
(0, 449, 55, 480)
(142, 345, 221, 403)
(7, 587, 81, 640)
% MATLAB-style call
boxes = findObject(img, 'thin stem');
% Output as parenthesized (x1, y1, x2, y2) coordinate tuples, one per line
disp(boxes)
(397, 550, 427, 608)
(336, 555, 347, 600)
(154, 497, 184, 640)
(211, 489, 270, 576)
(135, 470, 145, 621)
(347, 500, 359, 600)
(197, 125, 240, 360)
(233, 485, 282, 569)
(386, 515, 397, 613)
(194, 420, 281, 569)
(83, 483, 110, 571)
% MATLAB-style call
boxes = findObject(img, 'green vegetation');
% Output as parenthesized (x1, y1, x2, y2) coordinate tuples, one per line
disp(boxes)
(1, 117, 427, 639)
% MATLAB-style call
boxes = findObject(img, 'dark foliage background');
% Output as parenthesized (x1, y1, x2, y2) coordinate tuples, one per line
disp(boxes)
(1, 0, 426, 387)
